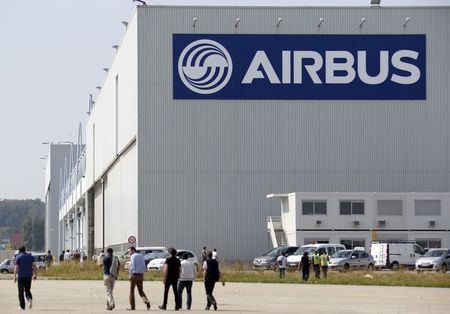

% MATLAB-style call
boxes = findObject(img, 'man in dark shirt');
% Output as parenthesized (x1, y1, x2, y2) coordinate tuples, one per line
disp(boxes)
(45, 250, 53, 269)
(298, 252, 310, 282)
(59, 251, 64, 262)
(14, 246, 37, 310)
(98, 247, 120, 310)
(203, 251, 221, 311)
(159, 247, 181, 310)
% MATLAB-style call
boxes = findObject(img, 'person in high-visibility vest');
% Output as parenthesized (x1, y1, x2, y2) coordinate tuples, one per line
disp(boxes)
(312, 251, 321, 279)
(320, 251, 330, 279)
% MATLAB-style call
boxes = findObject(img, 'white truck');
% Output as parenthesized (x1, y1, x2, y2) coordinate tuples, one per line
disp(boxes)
(370, 241, 426, 270)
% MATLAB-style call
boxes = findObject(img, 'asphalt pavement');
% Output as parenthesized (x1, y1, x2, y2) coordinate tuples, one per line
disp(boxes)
(0, 278, 449, 313)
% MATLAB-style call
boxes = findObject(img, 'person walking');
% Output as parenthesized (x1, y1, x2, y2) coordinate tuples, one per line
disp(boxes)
(177, 253, 196, 310)
(312, 251, 321, 279)
(99, 248, 120, 311)
(203, 251, 220, 311)
(159, 247, 181, 310)
(64, 249, 71, 261)
(212, 249, 218, 260)
(201, 247, 207, 263)
(276, 253, 287, 279)
(44, 250, 53, 269)
(128, 247, 151, 311)
(13, 246, 37, 310)
(320, 251, 330, 279)
(59, 250, 64, 262)
(298, 252, 310, 282)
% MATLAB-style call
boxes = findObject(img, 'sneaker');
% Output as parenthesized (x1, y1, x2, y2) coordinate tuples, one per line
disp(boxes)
(18, 308, 24, 311)
(28, 299, 32, 309)
(204, 307, 210, 310)
(146, 302, 151, 311)
(158, 305, 166, 310)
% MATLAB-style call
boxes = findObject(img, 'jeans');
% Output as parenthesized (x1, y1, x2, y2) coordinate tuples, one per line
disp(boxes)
(177, 280, 193, 309)
(321, 266, 328, 279)
(17, 277, 32, 310)
(162, 278, 180, 309)
(204, 280, 217, 308)
(129, 274, 149, 309)
(279, 267, 286, 279)
(313, 264, 321, 279)
(302, 268, 310, 281)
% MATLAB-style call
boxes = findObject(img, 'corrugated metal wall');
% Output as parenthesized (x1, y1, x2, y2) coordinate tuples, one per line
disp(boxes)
(137, 6, 450, 260)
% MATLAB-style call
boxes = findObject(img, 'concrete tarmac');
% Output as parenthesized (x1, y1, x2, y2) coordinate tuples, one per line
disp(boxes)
(0, 278, 449, 313)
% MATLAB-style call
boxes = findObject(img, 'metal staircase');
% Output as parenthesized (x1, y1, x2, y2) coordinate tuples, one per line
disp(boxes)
(267, 216, 287, 248)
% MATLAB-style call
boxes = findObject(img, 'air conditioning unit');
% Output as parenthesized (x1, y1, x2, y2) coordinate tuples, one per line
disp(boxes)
(315, 220, 322, 225)
(353, 220, 360, 226)
(377, 220, 386, 227)
(428, 220, 436, 227)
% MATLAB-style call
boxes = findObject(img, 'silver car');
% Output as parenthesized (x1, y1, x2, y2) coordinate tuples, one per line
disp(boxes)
(415, 248, 450, 273)
(329, 249, 375, 272)
(0, 259, 15, 274)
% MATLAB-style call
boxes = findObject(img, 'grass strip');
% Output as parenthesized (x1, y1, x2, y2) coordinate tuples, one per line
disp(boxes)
(40, 261, 450, 288)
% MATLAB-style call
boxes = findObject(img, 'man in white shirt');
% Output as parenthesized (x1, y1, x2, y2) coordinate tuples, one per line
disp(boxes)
(212, 249, 218, 260)
(177, 253, 196, 310)
(63, 250, 71, 261)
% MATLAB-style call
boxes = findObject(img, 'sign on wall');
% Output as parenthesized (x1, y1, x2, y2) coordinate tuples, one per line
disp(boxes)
(173, 34, 426, 100)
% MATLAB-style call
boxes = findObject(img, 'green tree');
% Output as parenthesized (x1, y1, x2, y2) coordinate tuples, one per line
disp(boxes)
(32, 217, 45, 251)
(22, 216, 33, 250)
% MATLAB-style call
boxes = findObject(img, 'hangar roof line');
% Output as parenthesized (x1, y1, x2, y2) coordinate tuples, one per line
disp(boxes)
(140, 0, 450, 8)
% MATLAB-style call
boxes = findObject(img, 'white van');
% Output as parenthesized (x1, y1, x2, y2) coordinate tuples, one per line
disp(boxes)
(286, 243, 345, 269)
(30, 252, 47, 269)
(370, 241, 426, 270)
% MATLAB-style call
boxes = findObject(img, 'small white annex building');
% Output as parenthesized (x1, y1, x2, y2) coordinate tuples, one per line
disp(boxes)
(267, 192, 450, 250)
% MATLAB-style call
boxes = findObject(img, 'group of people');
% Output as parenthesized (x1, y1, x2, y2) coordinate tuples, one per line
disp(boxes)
(98, 246, 222, 311)
(59, 249, 86, 262)
(276, 250, 330, 281)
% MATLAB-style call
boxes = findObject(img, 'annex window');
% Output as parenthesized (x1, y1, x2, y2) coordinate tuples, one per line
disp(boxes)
(340, 201, 364, 215)
(416, 239, 442, 249)
(302, 201, 327, 215)
(415, 200, 441, 216)
(340, 239, 365, 250)
(377, 200, 402, 216)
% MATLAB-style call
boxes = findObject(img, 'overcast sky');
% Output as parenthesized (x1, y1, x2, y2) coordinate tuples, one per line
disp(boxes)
(1, 0, 449, 200)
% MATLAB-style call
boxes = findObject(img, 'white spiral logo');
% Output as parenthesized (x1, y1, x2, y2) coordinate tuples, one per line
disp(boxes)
(178, 39, 233, 94)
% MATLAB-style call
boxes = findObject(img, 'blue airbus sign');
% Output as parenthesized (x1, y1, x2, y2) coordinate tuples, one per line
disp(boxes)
(173, 34, 426, 100)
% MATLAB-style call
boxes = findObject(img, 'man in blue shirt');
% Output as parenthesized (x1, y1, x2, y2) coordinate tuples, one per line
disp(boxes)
(14, 246, 36, 310)
(128, 247, 150, 311)
(98, 248, 120, 311)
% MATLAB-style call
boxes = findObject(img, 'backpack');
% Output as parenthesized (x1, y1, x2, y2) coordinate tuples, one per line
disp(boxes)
(206, 259, 220, 282)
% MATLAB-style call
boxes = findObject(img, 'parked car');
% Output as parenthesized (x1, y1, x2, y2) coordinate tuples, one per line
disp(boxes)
(370, 241, 425, 270)
(415, 248, 450, 273)
(329, 248, 375, 272)
(147, 250, 199, 271)
(124, 247, 166, 269)
(253, 246, 299, 270)
(30, 253, 47, 269)
(144, 251, 166, 266)
(0, 258, 15, 274)
(286, 244, 345, 270)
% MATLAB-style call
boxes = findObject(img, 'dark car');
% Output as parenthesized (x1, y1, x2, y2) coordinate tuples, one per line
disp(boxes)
(253, 246, 299, 270)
